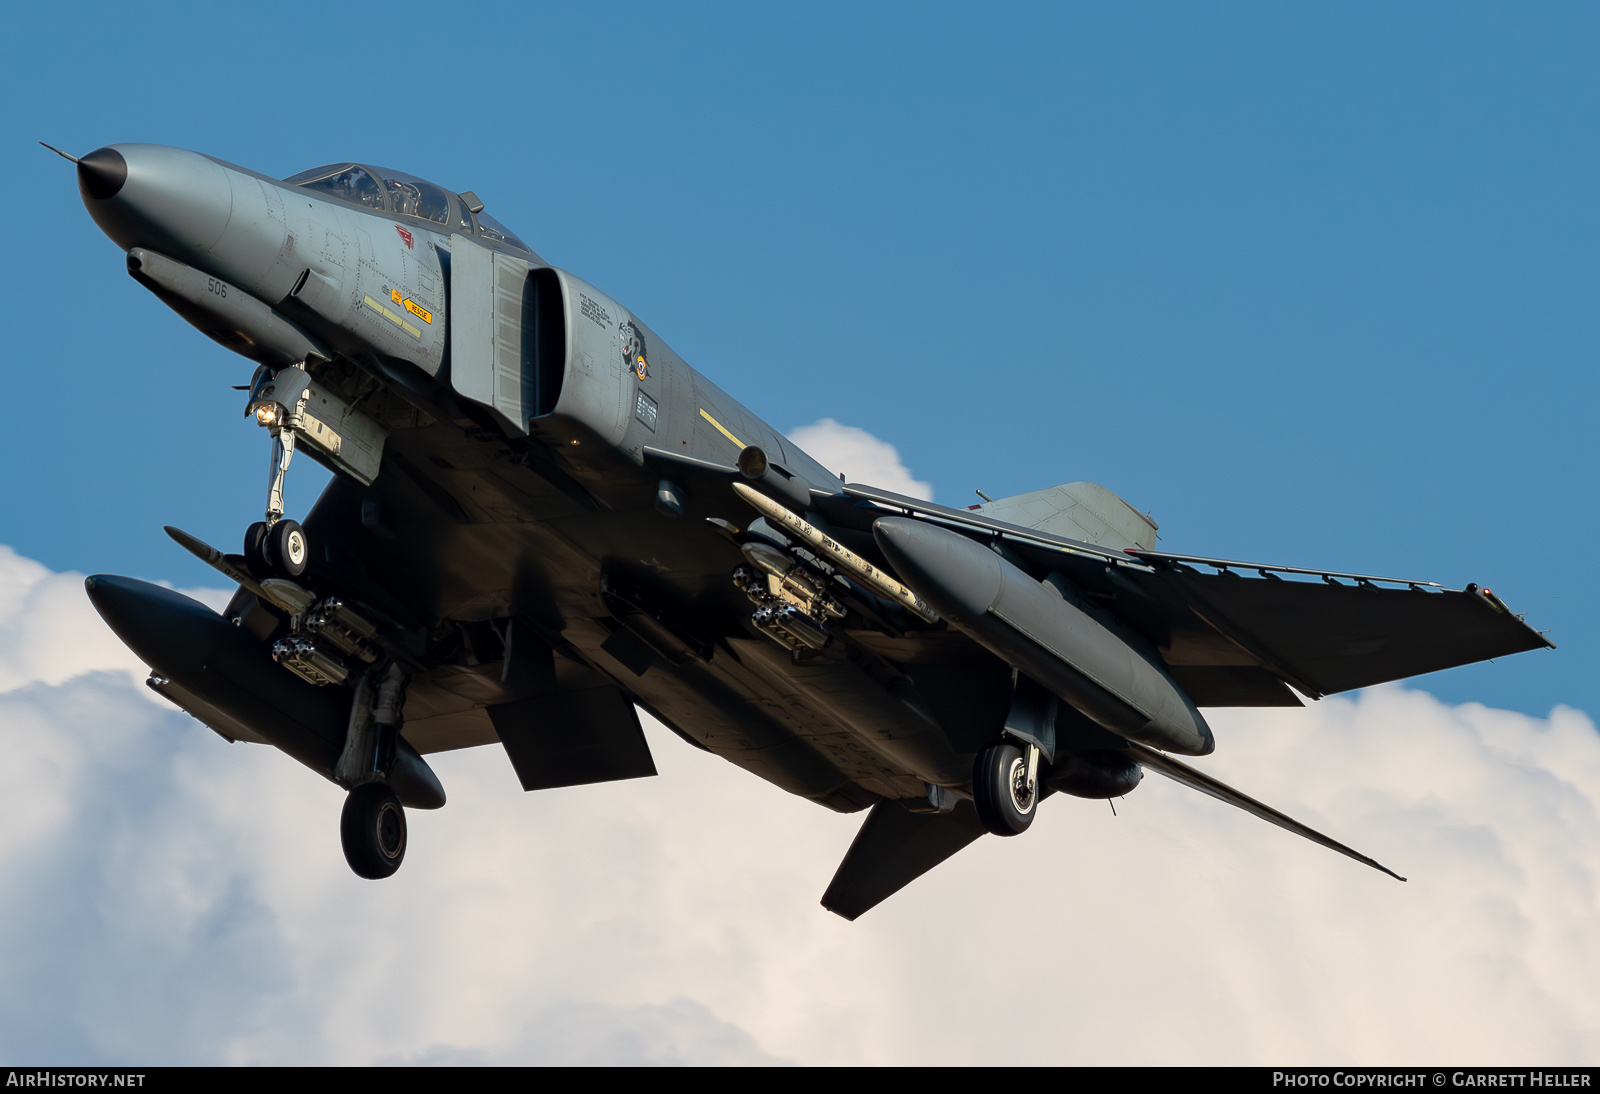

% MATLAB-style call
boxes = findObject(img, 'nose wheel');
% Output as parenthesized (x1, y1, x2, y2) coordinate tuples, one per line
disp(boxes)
(341, 783, 407, 879)
(244, 518, 309, 579)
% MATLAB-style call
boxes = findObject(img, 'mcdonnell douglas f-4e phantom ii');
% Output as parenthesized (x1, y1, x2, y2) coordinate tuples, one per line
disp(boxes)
(56, 141, 1552, 918)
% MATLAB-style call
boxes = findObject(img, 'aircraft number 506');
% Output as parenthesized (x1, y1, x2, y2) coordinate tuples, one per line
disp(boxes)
(206, 277, 228, 298)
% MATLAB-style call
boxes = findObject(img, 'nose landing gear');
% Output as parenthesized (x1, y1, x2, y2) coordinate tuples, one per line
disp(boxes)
(244, 518, 308, 579)
(243, 366, 313, 579)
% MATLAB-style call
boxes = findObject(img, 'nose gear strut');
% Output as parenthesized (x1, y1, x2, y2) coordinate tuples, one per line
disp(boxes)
(243, 365, 312, 577)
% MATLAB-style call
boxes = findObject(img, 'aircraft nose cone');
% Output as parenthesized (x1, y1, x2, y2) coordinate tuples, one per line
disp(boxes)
(85, 574, 225, 678)
(872, 517, 1004, 622)
(76, 146, 127, 201)
(75, 143, 233, 257)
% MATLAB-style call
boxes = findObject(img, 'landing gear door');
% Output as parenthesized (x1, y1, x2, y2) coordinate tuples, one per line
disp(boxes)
(449, 235, 532, 435)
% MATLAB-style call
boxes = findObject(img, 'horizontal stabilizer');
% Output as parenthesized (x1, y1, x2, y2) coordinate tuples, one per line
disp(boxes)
(821, 799, 988, 920)
(1126, 741, 1405, 881)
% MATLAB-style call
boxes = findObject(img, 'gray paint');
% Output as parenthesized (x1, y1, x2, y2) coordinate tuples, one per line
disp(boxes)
(970, 481, 1158, 552)
(70, 141, 1552, 915)
(873, 516, 1214, 756)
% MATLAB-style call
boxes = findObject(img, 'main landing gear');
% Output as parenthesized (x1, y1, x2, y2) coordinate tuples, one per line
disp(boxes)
(973, 673, 1056, 836)
(973, 740, 1041, 836)
(341, 783, 407, 878)
(336, 663, 410, 879)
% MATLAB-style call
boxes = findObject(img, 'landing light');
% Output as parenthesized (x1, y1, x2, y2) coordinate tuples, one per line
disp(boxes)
(255, 404, 280, 426)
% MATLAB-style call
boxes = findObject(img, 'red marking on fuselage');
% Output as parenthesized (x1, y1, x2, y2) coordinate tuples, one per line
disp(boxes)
(396, 225, 414, 249)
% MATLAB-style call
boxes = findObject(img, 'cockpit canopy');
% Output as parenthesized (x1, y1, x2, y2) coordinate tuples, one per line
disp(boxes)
(284, 163, 531, 252)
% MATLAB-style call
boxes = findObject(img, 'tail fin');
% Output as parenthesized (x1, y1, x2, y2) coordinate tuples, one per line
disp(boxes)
(969, 481, 1157, 551)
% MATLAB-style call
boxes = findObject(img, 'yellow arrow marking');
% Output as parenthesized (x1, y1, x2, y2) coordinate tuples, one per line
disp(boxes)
(390, 288, 432, 324)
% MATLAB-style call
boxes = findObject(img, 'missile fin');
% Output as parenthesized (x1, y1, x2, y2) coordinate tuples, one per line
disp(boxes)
(164, 525, 271, 600)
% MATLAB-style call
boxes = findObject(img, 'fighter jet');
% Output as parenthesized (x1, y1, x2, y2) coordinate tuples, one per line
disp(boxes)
(55, 141, 1553, 918)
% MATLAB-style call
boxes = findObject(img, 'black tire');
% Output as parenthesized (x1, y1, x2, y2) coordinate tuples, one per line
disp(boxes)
(341, 783, 407, 879)
(243, 521, 271, 578)
(268, 519, 309, 578)
(973, 742, 1037, 837)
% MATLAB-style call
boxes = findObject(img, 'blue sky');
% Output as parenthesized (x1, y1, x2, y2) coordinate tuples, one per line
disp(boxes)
(7, 3, 1592, 715)
(1, 4, 1598, 1064)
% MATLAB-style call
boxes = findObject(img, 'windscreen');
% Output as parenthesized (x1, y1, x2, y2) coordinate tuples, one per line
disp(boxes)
(370, 167, 453, 225)
(286, 164, 386, 210)
(287, 162, 533, 252)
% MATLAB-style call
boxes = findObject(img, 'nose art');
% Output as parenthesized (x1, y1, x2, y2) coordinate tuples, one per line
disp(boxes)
(77, 146, 128, 201)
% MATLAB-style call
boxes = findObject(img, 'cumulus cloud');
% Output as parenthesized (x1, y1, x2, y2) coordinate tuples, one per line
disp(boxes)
(0, 544, 1597, 1064)
(0, 545, 232, 696)
(787, 419, 934, 501)
(0, 546, 148, 694)
(401, 1000, 786, 1066)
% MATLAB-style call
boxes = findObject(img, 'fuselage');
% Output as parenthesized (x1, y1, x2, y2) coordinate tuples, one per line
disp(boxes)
(78, 143, 1010, 812)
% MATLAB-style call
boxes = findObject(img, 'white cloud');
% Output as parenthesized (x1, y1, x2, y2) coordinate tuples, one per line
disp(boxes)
(0, 546, 147, 694)
(787, 419, 934, 501)
(0, 545, 1597, 1064)
(400, 1000, 787, 1065)
(0, 544, 232, 697)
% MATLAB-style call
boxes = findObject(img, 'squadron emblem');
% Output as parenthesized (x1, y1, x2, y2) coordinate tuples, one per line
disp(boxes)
(621, 320, 648, 379)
